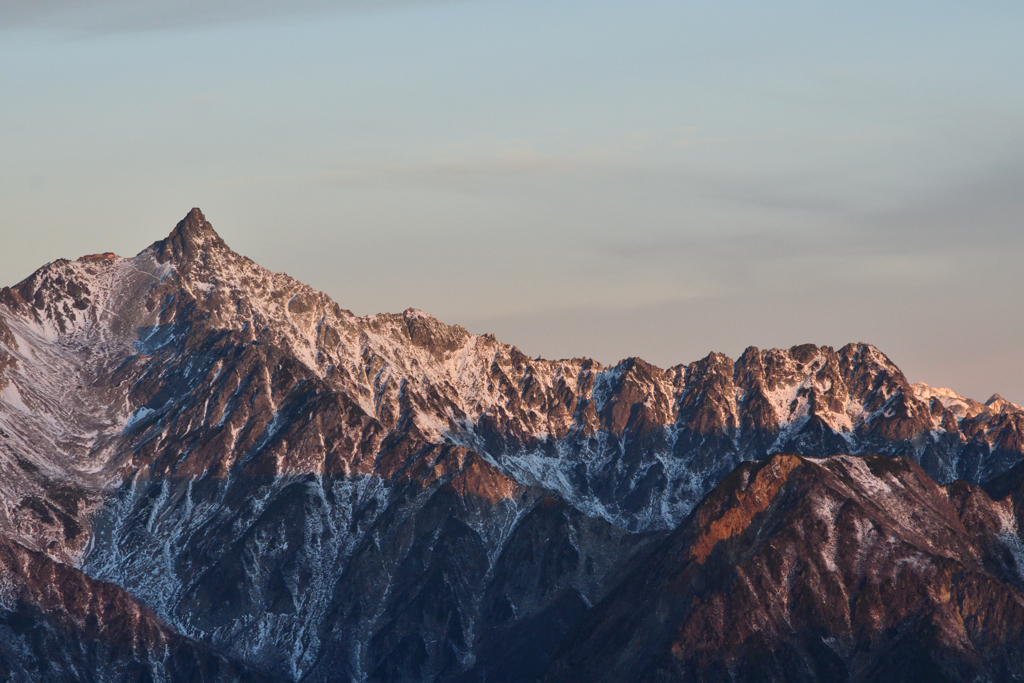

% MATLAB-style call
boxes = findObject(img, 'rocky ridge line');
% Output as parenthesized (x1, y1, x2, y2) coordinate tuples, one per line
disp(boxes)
(0, 209, 1022, 680)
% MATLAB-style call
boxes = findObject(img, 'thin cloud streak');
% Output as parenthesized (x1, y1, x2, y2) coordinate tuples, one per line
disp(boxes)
(323, 136, 727, 188)
(0, 0, 456, 32)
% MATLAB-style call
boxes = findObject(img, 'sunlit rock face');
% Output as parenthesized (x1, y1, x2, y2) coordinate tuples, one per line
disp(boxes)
(547, 453, 1024, 682)
(1, 209, 1023, 681)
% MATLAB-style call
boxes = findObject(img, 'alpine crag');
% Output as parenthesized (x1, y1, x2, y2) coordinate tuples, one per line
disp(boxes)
(0, 209, 1022, 681)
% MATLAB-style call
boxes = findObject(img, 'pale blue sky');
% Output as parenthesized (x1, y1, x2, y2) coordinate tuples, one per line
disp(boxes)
(1, 1, 1022, 402)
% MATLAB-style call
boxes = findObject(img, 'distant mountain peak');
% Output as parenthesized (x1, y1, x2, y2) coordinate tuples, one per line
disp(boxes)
(985, 392, 1020, 414)
(2, 209, 1024, 681)
(151, 207, 229, 264)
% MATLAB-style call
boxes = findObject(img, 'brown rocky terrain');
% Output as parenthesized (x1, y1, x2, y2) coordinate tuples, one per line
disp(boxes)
(0, 534, 266, 682)
(0, 208, 1022, 680)
(546, 454, 1024, 682)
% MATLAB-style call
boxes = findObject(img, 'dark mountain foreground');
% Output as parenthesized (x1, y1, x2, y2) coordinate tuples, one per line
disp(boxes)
(0, 209, 1022, 681)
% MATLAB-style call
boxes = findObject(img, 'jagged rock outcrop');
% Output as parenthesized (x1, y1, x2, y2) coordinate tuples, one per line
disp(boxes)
(546, 454, 1024, 682)
(0, 208, 1022, 680)
(0, 534, 265, 682)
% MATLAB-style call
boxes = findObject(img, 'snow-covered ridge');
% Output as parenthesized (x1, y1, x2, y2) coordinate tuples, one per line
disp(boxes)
(2, 209, 1024, 681)
(0, 208, 1022, 551)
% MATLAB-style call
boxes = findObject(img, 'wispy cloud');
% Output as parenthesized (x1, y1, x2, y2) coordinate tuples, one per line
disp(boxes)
(315, 134, 742, 197)
(328, 150, 613, 184)
(0, 0, 452, 32)
(861, 153, 1024, 250)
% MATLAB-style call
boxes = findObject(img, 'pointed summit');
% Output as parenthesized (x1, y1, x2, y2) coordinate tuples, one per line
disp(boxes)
(985, 393, 1020, 413)
(150, 208, 230, 264)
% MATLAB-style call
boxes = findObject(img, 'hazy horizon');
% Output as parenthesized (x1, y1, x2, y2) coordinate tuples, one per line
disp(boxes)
(2, 1, 1022, 403)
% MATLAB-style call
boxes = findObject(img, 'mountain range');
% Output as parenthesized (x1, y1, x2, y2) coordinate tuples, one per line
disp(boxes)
(1, 209, 1023, 681)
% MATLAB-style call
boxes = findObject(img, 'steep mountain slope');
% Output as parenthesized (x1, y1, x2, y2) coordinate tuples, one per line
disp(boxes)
(0, 534, 266, 682)
(0, 208, 1022, 680)
(546, 454, 1024, 682)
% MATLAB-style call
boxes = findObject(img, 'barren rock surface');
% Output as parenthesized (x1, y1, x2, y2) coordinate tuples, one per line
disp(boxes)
(1, 209, 1023, 681)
